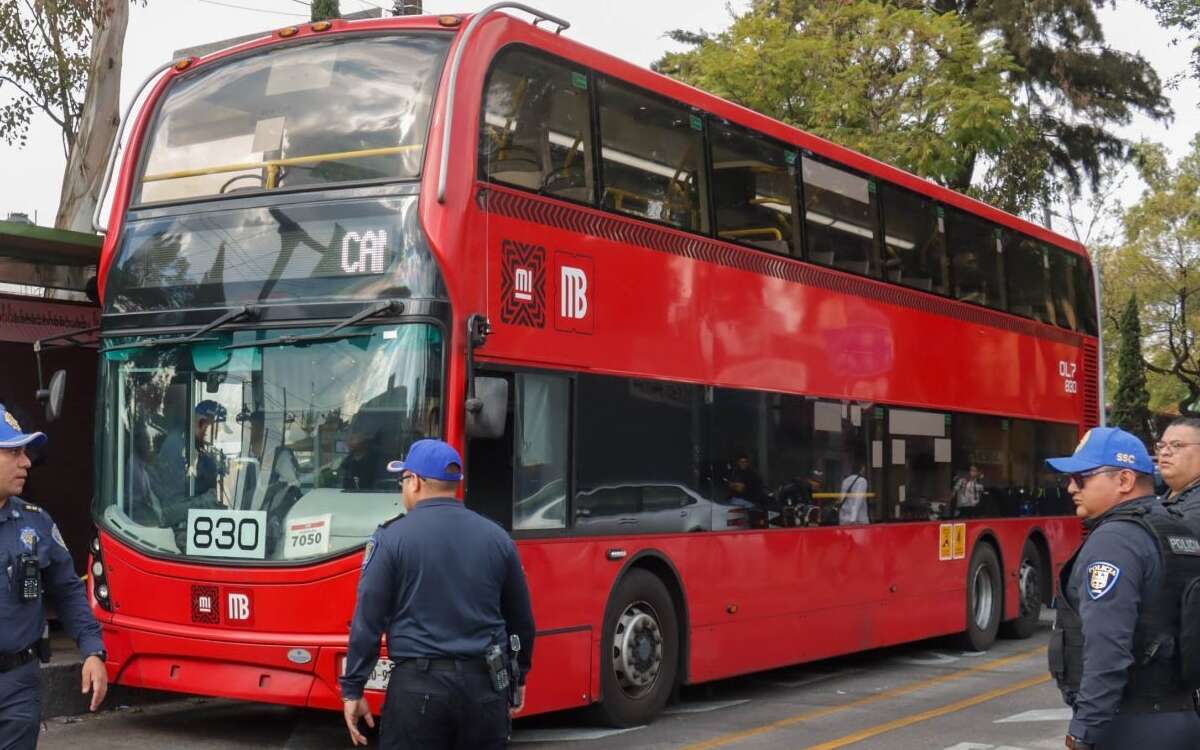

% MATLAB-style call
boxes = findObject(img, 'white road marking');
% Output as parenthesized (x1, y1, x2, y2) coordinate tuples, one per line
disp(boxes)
(510, 726, 644, 743)
(896, 651, 959, 666)
(994, 708, 1073, 723)
(663, 699, 750, 715)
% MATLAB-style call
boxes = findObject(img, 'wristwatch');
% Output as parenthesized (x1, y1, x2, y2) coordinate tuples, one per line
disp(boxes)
(86, 650, 108, 663)
(1065, 735, 1093, 750)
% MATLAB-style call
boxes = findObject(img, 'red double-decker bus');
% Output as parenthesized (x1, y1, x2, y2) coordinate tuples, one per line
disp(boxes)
(85, 6, 1098, 726)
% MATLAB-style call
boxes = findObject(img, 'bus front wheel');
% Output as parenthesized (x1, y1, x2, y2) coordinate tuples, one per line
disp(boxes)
(594, 569, 680, 727)
(960, 543, 1002, 651)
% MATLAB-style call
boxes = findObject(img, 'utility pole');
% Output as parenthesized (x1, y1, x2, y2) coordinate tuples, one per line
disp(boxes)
(393, 1, 423, 14)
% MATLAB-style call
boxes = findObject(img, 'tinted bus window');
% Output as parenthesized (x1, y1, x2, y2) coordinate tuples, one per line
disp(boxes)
(1076, 260, 1099, 335)
(880, 184, 947, 294)
(1047, 246, 1079, 331)
(574, 375, 710, 534)
(597, 78, 709, 233)
(513, 375, 570, 531)
(886, 408, 951, 522)
(1005, 235, 1054, 324)
(802, 156, 879, 277)
(946, 209, 1005, 310)
(480, 47, 595, 204)
(709, 121, 797, 255)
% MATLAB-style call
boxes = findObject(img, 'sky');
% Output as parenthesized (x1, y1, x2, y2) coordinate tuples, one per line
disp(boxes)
(2, 0, 1196, 241)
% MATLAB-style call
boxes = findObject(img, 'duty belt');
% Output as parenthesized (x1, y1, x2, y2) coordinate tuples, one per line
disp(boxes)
(0, 645, 37, 673)
(396, 657, 489, 674)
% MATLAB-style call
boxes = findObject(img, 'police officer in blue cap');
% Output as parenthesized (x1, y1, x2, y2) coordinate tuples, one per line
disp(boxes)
(341, 439, 535, 749)
(0, 404, 107, 748)
(1046, 427, 1200, 749)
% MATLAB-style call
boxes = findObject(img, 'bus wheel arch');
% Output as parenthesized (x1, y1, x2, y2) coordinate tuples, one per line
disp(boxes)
(1000, 531, 1051, 640)
(959, 535, 1003, 651)
(593, 551, 689, 727)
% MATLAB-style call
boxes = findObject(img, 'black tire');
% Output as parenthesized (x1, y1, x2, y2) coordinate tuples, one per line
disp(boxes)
(958, 543, 1002, 651)
(1000, 539, 1045, 640)
(593, 569, 680, 727)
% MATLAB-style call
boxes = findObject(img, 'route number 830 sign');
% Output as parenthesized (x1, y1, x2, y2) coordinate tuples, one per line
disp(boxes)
(186, 509, 267, 559)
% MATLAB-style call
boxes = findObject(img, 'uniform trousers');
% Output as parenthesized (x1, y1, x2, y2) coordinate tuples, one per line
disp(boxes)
(1094, 709, 1200, 750)
(380, 664, 508, 750)
(0, 662, 40, 750)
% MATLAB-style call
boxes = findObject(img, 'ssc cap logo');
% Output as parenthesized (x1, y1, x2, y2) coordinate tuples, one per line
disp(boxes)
(1087, 561, 1121, 600)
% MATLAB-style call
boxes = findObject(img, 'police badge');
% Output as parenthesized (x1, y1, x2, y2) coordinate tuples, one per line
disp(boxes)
(1086, 561, 1121, 600)
(19, 527, 38, 551)
(4, 410, 21, 432)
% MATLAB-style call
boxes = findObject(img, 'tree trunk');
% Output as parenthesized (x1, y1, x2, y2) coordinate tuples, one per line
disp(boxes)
(55, 1, 129, 233)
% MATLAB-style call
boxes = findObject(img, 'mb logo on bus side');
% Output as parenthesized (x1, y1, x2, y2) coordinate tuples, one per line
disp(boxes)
(500, 238, 592, 334)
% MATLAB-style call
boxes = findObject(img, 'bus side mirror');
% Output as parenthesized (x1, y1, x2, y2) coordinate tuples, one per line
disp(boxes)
(36, 369, 67, 422)
(466, 377, 508, 439)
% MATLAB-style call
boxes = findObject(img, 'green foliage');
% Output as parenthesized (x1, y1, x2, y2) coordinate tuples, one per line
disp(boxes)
(1141, 0, 1200, 84)
(1101, 135, 1200, 417)
(1110, 295, 1155, 443)
(311, 0, 340, 22)
(658, 0, 1170, 214)
(0, 0, 101, 151)
(654, 1, 1017, 193)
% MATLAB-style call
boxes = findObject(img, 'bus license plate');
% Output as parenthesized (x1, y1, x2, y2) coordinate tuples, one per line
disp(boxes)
(341, 657, 395, 691)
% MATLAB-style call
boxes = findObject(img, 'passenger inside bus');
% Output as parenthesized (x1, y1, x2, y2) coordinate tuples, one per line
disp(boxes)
(339, 422, 387, 491)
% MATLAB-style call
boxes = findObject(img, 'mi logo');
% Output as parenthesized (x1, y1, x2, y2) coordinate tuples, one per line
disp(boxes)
(224, 589, 254, 626)
(514, 267, 534, 302)
(555, 253, 593, 334)
(197, 595, 214, 615)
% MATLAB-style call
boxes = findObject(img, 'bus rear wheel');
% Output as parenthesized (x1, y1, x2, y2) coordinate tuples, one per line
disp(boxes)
(959, 543, 1002, 651)
(594, 569, 679, 727)
(1000, 540, 1045, 640)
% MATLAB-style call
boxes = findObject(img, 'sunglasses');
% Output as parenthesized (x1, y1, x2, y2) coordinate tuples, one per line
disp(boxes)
(397, 471, 419, 485)
(1066, 468, 1122, 488)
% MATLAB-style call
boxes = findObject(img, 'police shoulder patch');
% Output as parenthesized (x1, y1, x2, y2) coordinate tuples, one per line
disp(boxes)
(51, 524, 68, 551)
(362, 539, 377, 570)
(1086, 561, 1121, 600)
(19, 527, 38, 551)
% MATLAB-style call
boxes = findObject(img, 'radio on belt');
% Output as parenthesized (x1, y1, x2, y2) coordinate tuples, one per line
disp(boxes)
(17, 553, 40, 602)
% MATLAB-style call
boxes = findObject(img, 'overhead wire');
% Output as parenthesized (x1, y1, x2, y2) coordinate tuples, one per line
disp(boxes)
(196, 0, 308, 17)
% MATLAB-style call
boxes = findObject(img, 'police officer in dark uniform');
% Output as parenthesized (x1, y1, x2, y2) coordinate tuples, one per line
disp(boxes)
(1157, 417, 1200, 519)
(341, 439, 535, 749)
(0, 404, 107, 749)
(1046, 427, 1200, 750)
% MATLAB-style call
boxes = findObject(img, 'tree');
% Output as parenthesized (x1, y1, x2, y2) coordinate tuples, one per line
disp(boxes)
(311, 0, 339, 22)
(0, 0, 138, 231)
(1140, 0, 1200, 84)
(659, 0, 1170, 215)
(1110, 295, 1155, 443)
(1102, 137, 1200, 417)
(654, 2, 1017, 193)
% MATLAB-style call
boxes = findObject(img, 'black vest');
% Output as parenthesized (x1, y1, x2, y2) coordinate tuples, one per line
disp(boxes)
(1049, 505, 1200, 710)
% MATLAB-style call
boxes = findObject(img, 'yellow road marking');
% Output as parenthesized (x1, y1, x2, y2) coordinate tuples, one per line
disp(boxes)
(804, 673, 1052, 749)
(678, 645, 1047, 750)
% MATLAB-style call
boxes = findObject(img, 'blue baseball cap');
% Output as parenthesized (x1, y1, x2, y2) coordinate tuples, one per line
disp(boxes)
(0, 404, 47, 449)
(195, 400, 225, 420)
(1045, 427, 1154, 475)
(387, 439, 463, 482)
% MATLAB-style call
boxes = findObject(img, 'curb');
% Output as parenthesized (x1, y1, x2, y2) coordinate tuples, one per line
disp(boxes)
(39, 660, 177, 719)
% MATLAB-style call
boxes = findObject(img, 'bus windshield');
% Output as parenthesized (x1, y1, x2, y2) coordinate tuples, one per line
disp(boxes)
(96, 323, 443, 564)
(136, 33, 450, 204)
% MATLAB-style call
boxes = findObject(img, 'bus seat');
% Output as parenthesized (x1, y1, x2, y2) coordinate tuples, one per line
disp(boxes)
(747, 239, 791, 254)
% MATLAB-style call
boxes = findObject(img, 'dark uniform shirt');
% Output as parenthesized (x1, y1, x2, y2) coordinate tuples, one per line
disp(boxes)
(1061, 494, 1168, 743)
(1165, 480, 1200, 520)
(340, 498, 535, 701)
(0, 497, 104, 657)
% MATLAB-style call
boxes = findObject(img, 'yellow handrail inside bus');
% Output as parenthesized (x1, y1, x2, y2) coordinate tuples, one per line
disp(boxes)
(812, 492, 877, 500)
(142, 144, 424, 184)
(719, 227, 784, 241)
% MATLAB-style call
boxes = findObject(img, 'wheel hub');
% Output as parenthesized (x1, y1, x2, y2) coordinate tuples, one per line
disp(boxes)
(612, 602, 663, 694)
(972, 564, 995, 630)
(1018, 559, 1040, 615)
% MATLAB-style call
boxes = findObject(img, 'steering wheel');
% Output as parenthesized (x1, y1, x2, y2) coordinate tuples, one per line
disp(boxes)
(541, 164, 587, 194)
(219, 173, 265, 194)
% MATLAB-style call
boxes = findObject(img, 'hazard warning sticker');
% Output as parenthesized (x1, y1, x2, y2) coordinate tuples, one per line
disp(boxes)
(939, 524, 953, 561)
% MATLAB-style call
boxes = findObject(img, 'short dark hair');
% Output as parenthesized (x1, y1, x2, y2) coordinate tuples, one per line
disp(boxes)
(1167, 417, 1200, 433)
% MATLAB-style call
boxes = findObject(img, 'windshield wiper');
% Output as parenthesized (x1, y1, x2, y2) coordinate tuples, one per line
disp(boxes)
(104, 305, 262, 353)
(221, 300, 403, 351)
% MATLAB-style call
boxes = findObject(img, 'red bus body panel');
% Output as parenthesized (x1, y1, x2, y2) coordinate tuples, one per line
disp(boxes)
(93, 13, 1089, 717)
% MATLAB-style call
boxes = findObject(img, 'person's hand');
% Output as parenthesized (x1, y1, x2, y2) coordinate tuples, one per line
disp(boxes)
(81, 655, 108, 712)
(509, 685, 526, 717)
(343, 697, 375, 746)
